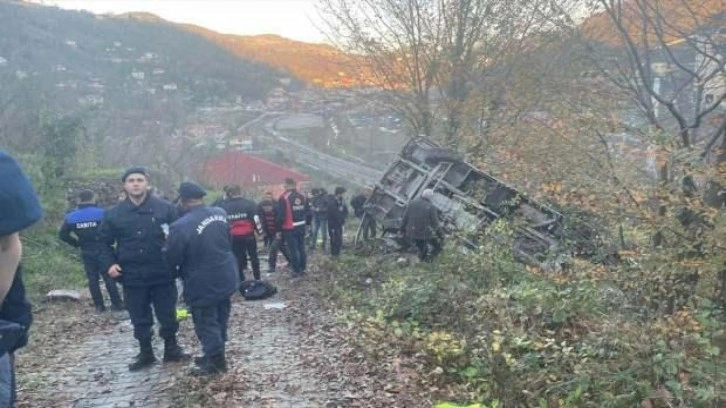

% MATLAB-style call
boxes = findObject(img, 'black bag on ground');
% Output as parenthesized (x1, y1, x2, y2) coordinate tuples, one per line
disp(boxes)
(240, 280, 277, 301)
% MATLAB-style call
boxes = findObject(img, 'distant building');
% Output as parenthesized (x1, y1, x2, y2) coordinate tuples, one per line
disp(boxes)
(202, 151, 309, 195)
(65, 40, 77, 48)
(162, 83, 178, 91)
(228, 135, 253, 151)
(0, 57, 7, 67)
(131, 71, 145, 80)
(152, 68, 165, 75)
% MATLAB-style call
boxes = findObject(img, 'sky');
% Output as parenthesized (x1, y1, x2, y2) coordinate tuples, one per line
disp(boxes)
(41, 0, 328, 43)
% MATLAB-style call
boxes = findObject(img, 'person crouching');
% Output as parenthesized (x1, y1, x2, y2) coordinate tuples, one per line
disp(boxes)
(164, 182, 240, 376)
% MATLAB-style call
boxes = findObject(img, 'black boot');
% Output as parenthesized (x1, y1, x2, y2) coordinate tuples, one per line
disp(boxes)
(163, 337, 191, 363)
(110, 302, 125, 312)
(190, 353, 227, 376)
(128, 341, 156, 371)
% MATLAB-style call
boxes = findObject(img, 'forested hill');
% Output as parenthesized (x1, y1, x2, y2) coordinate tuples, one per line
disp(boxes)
(0, 1, 293, 158)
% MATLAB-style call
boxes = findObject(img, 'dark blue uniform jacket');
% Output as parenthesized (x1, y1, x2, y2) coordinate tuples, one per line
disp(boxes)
(59, 204, 105, 254)
(0, 151, 42, 354)
(98, 194, 177, 287)
(0, 151, 42, 236)
(164, 205, 239, 307)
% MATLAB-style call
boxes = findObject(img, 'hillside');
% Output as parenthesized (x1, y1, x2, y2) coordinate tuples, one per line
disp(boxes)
(0, 0, 292, 163)
(0, 2, 287, 100)
(582, 0, 724, 45)
(182, 25, 371, 88)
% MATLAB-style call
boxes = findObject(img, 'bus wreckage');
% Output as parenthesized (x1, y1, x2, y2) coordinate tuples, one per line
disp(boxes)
(355, 137, 609, 267)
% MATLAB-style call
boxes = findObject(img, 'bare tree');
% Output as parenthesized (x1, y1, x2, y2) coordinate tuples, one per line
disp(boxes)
(318, 0, 564, 146)
(553, 0, 724, 198)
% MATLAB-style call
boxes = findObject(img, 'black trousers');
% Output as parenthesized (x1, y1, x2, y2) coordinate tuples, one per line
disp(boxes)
(123, 282, 179, 342)
(267, 235, 291, 271)
(81, 253, 123, 309)
(328, 223, 343, 257)
(414, 239, 443, 262)
(361, 216, 377, 240)
(232, 235, 260, 281)
(191, 298, 231, 358)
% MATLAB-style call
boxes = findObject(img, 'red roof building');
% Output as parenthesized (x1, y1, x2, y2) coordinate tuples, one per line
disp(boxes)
(201, 151, 309, 195)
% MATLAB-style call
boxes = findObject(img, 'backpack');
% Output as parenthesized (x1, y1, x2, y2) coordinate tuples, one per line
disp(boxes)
(240, 280, 278, 301)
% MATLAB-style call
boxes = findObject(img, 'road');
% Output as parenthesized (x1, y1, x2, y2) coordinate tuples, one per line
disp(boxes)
(251, 112, 385, 187)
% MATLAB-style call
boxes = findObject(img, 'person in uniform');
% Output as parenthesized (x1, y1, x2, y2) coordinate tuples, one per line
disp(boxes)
(277, 178, 310, 277)
(219, 185, 261, 281)
(59, 189, 124, 313)
(164, 182, 239, 376)
(98, 166, 190, 371)
(0, 150, 42, 407)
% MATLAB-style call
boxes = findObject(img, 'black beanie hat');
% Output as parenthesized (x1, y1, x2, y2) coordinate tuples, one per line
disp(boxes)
(121, 166, 148, 182)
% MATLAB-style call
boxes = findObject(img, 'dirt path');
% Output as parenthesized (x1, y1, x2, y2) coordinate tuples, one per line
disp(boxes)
(15, 255, 427, 407)
(215, 275, 332, 407)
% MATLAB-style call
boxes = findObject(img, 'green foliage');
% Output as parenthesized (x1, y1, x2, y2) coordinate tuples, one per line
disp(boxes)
(21, 227, 87, 303)
(11, 152, 122, 301)
(325, 217, 726, 407)
(19, 164, 88, 301)
(38, 115, 86, 186)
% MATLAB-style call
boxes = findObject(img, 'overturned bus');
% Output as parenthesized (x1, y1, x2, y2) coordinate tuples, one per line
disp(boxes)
(355, 137, 606, 266)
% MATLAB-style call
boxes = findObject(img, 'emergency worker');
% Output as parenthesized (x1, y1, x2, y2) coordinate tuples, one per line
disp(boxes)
(164, 182, 238, 376)
(219, 185, 261, 281)
(59, 190, 124, 313)
(277, 178, 310, 276)
(400, 189, 444, 262)
(0, 150, 42, 407)
(327, 187, 348, 257)
(98, 166, 190, 371)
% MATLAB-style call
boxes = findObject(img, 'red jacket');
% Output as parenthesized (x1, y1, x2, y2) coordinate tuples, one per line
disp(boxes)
(219, 197, 258, 237)
(277, 189, 310, 231)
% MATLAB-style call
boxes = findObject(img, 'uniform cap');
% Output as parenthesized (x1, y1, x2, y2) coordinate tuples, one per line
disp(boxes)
(177, 181, 207, 200)
(121, 166, 148, 182)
